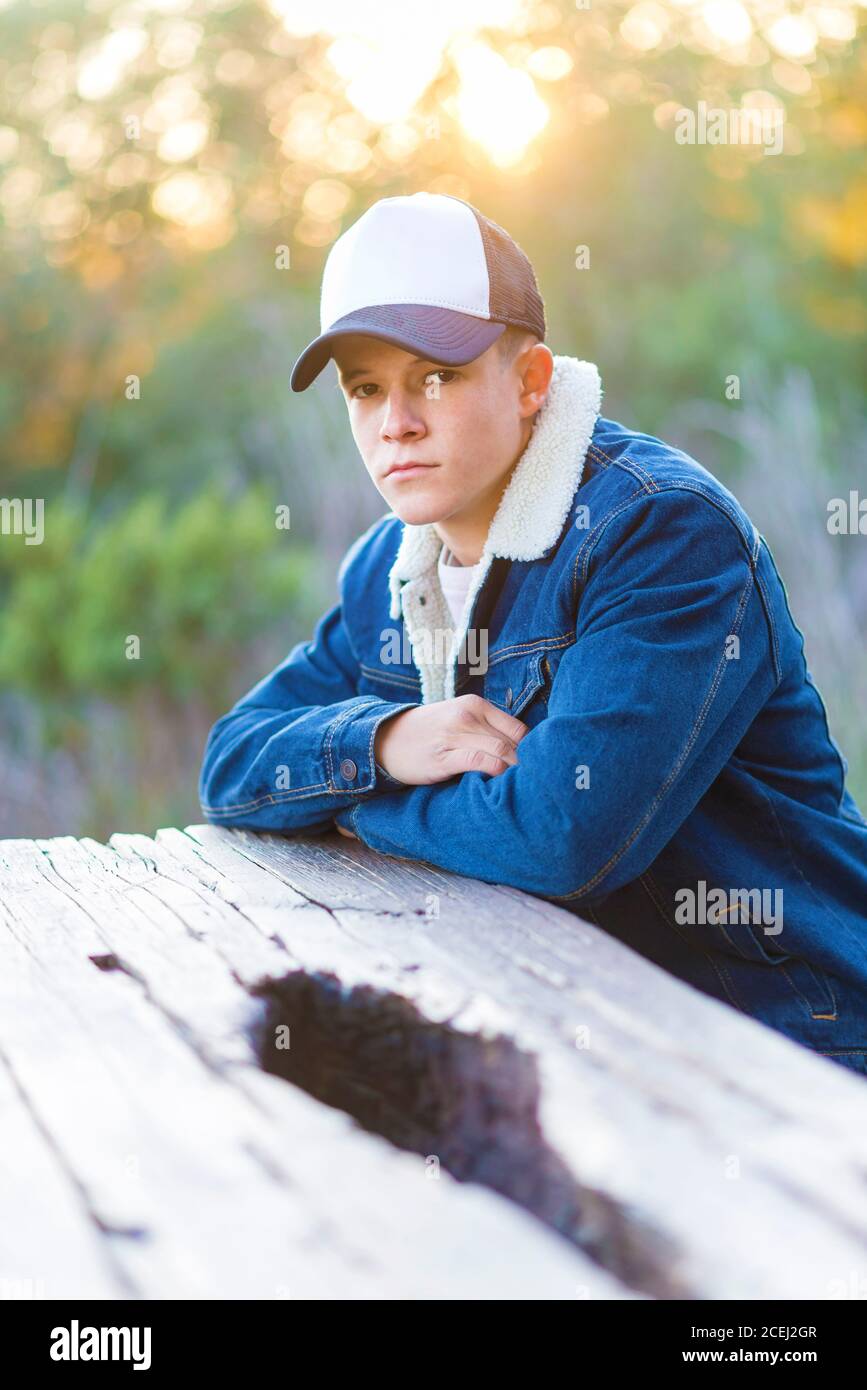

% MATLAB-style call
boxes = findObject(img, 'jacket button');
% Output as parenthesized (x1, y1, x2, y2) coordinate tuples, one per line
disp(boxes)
(505, 687, 513, 708)
(339, 758, 357, 780)
(419, 594, 426, 606)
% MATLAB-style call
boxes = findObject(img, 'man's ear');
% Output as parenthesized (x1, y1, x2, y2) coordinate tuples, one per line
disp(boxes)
(519, 343, 554, 417)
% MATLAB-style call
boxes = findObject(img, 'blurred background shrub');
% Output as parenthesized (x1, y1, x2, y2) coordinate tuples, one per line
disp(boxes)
(0, 0, 864, 836)
(0, 484, 317, 834)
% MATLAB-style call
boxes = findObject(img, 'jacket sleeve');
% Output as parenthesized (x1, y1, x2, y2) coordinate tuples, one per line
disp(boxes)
(198, 579, 417, 834)
(334, 490, 780, 897)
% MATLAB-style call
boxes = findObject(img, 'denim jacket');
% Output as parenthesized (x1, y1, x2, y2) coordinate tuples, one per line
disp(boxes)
(199, 356, 867, 1076)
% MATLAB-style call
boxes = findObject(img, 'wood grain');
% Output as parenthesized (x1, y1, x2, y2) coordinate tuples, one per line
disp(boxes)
(0, 824, 865, 1300)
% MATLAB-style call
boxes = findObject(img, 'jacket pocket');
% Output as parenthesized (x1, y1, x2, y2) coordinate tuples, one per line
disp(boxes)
(357, 663, 421, 702)
(640, 867, 840, 1021)
(483, 647, 549, 721)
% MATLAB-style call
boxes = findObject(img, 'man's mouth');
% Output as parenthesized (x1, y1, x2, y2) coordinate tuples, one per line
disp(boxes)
(384, 462, 438, 479)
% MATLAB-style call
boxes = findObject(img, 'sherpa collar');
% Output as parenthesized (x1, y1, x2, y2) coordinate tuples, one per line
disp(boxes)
(385, 355, 603, 702)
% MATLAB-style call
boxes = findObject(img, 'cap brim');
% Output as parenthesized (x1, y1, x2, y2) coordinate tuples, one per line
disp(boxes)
(289, 305, 507, 392)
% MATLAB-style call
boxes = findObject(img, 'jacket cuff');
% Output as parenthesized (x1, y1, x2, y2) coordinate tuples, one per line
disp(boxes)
(374, 759, 407, 788)
(325, 698, 416, 795)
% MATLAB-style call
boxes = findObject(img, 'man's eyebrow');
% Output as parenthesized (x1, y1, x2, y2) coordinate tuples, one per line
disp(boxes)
(338, 355, 446, 385)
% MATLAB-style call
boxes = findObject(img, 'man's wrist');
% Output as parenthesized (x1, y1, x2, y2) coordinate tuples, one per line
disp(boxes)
(373, 707, 412, 787)
(375, 757, 405, 787)
(329, 699, 415, 794)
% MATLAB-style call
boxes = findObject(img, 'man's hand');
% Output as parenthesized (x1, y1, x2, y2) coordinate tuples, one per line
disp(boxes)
(374, 694, 528, 786)
(336, 823, 358, 840)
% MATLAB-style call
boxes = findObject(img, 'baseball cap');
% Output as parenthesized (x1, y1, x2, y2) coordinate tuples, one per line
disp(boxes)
(290, 191, 546, 392)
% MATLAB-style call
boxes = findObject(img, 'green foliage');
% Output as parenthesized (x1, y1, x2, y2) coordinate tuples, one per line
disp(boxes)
(0, 486, 310, 716)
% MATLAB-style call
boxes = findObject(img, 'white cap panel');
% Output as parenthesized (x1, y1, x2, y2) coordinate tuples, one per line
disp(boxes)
(319, 193, 492, 331)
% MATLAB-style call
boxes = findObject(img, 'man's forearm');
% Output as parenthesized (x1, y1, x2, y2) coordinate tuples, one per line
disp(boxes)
(200, 696, 418, 832)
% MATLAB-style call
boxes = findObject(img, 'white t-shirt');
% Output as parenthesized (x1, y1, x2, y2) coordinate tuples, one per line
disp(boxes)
(437, 544, 482, 627)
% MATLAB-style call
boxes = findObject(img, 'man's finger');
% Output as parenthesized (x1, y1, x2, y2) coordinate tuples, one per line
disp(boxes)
(476, 701, 529, 746)
(446, 746, 515, 778)
(450, 730, 520, 768)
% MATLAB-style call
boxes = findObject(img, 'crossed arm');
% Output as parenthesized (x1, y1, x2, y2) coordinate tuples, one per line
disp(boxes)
(200, 491, 776, 901)
(330, 492, 778, 901)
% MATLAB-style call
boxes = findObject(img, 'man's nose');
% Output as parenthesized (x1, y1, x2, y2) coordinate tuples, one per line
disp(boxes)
(380, 393, 426, 442)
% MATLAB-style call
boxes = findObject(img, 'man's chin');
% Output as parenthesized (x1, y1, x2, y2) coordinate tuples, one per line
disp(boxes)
(384, 492, 452, 526)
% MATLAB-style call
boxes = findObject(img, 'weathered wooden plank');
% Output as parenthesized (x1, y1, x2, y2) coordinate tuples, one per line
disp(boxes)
(173, 824, 867, 1300)
(0, 1049, 126, 1299)
(0, 837, 631, 1300)
(35, 834, 284, 1067)
(6, 820, 867, 1301)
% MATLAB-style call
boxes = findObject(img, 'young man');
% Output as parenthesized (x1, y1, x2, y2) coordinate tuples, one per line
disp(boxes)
(199, 191, 867, 1077)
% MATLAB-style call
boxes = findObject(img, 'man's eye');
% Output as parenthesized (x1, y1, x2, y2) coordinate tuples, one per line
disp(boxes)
(350, 370, 458, 398)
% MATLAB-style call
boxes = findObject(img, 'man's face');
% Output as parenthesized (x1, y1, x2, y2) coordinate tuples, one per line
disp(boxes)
(333, 333, 552, 528)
